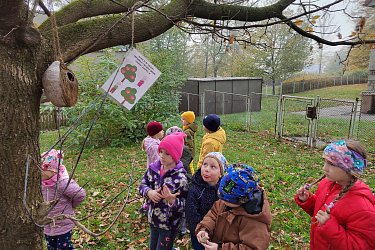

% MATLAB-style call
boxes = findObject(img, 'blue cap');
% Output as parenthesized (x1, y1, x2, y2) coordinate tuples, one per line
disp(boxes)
(203, 114, 220, 132)
(218, 164, 260, 205)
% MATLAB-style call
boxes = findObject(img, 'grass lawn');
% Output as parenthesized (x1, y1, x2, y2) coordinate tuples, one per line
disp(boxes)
(39, 127, 374, 249)
(294, 83, 368, 99)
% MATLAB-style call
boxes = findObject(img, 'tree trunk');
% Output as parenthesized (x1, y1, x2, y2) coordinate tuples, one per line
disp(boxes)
(0, 45, 44, 249)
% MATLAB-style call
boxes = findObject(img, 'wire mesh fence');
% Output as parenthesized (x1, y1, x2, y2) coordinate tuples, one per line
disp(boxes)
(180, 90, 374, 152)
(317, 98, 356, 142)
(41, 89, 374, 152)
(281, 75, 367, 94)
(248, 93, 279, 134)
(357, 92, 375, 153)
(278, 95, 315, 144)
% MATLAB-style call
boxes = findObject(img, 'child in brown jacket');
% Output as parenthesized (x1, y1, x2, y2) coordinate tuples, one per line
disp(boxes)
(195, 164, 272, 250)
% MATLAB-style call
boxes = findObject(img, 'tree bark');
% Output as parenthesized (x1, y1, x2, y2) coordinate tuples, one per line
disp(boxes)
(0, 45, 44, 249)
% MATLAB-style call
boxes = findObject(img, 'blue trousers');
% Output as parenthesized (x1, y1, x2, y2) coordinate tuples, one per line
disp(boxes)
(149, 225, 177, 250)
(45, 231, 74, 250)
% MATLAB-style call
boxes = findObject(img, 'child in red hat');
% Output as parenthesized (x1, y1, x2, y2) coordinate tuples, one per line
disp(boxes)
(142, 121, 164, 167)
(140, 121, 164, 214)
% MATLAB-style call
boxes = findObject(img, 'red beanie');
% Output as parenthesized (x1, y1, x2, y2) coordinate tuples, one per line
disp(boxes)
(158, 132, 186, 163)
(146, 121, 163, 136)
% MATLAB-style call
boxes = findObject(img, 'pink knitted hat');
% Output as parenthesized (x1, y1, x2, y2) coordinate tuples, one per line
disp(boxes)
(41, 149, 69, 186)
(41, 149, 65, 172)
(158, 132, 186, 163)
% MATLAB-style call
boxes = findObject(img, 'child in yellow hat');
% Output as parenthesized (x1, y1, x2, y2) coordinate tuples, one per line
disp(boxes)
(181, 111, 198, 174)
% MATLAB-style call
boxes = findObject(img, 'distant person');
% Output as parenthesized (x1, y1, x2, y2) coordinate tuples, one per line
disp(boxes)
(41, 149, 86, 250)
(295, 140, 375, 250)
(197, 114, 226, 168)
(195, 164, 272, 249)
(181, 111, 198, 174)
(139, 132, 189, 250)
(186, 152, 228, 250)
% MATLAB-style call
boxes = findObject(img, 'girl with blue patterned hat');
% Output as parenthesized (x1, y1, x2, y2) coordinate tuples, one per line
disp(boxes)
(195, 163, 272, 249)
(295, 140, 375, 250)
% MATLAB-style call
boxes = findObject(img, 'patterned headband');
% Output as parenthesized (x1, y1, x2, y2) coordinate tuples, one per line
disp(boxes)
(323, 140, 367, 177)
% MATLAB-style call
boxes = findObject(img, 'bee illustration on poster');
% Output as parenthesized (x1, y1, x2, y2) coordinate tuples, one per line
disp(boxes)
(101, 48, 161, 110)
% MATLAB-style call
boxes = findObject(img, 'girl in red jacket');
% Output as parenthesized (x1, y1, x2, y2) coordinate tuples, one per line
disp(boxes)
(295, 140, 375, 250)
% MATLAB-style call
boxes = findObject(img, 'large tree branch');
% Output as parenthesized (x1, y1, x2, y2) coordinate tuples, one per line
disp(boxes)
(188, 0, 295, 21)
(55, 0, 189, 62)
(39, 0, 140, 32)
(36, 0, 375, 64)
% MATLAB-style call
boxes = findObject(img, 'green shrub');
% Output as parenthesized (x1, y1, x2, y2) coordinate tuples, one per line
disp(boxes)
(65, 48, 186, 147)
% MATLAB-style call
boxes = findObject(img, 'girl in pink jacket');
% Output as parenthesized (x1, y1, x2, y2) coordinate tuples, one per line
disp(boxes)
(295, 140, 375, 250)
(41, 149, 86, 250)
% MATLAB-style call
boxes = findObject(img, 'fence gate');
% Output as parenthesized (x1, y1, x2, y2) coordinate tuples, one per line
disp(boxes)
(277, 95, 317, 146)
(358, 93, 375, 152)
(316, 98, 357, 143)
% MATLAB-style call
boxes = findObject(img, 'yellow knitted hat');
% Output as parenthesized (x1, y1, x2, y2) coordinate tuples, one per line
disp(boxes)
(181, 111, 195, 124)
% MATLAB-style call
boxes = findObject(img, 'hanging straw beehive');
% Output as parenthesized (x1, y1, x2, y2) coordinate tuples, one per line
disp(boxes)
(42, 61, 78, 107)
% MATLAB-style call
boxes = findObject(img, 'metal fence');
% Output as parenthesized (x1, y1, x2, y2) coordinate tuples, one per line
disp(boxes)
(281, 75, 366, 94)
(180, 90, 374, 152)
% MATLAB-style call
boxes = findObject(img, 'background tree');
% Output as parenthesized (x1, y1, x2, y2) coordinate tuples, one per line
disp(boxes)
(346, 3, 375, 73)
(251, 21, 311, 94)
(1, 0, 375, 249)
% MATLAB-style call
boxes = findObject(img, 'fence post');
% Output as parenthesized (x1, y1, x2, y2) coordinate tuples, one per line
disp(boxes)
(346, 75, 349, 85)
(222, 93, 225, 115)
(349, 97, 359, 139)
(302, 81, 305, 92)
(277, 93, 284, 139)
(187, 93, 190, 111)
(200, 92, 206, 117)
(308, 96, 320, 147)
(246, 94, 251, 132)
(293, 83, 296, 94)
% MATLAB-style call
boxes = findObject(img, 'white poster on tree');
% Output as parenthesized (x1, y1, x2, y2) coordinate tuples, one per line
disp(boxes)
(101, 48, 161, 110)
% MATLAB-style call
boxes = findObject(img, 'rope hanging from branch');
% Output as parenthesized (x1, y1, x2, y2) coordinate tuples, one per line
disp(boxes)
(42, 0, 79, 107)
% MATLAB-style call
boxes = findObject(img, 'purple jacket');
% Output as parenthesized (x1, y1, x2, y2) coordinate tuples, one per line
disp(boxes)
(42, 178, 86, 236)
(142, 136, 160, 167)
(139, 160, 188, 230)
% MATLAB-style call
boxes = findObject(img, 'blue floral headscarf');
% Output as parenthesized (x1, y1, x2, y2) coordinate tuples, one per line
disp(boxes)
(323, 140, 367, 177)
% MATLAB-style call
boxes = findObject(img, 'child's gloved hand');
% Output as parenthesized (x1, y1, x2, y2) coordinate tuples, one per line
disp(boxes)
(197, 230, 209, 244)
(297, 185, 311, 202)
(147, 188, 162, 203)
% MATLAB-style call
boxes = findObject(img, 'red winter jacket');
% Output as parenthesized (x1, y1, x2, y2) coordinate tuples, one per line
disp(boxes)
(295, 178, 375, 250)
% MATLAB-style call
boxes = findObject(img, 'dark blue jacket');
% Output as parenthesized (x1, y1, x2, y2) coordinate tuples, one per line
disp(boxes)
(186, 168, 220, 234)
